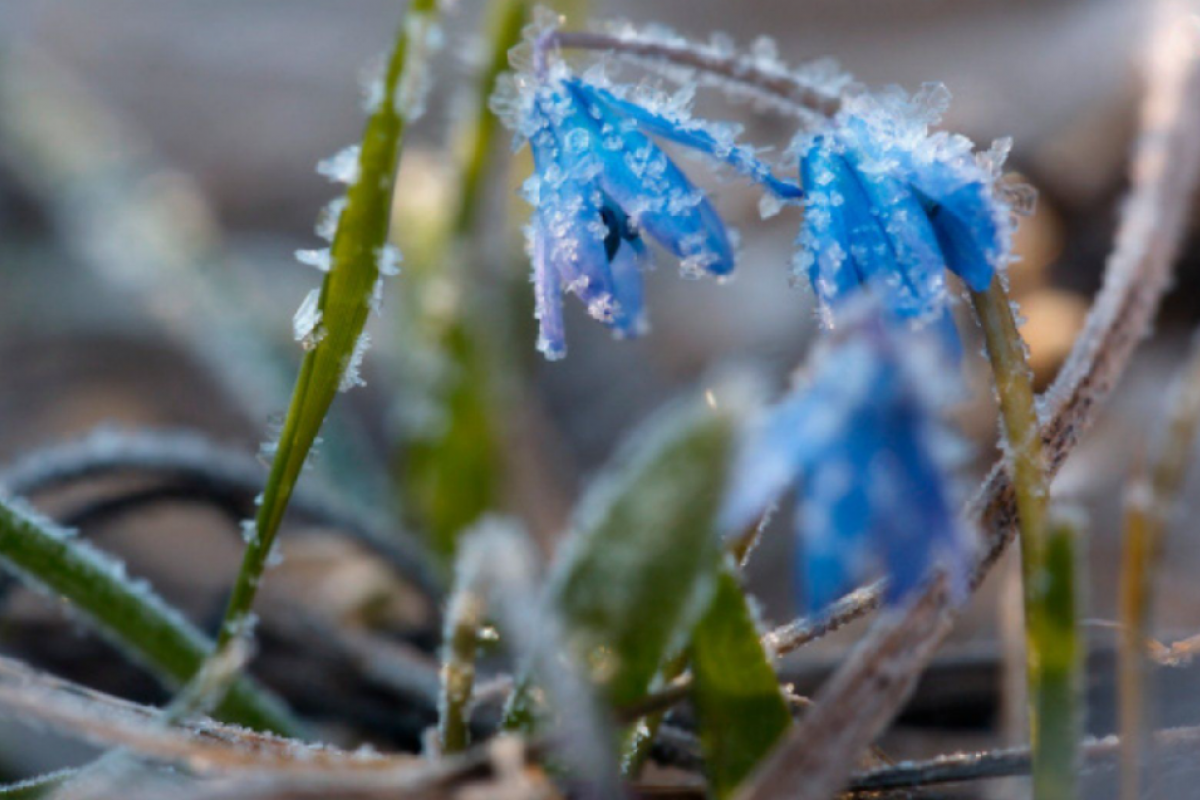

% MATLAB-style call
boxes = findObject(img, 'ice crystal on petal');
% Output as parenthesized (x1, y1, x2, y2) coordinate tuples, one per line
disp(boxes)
(793, 84, 1018, 337)
(502, 26, 806, 358)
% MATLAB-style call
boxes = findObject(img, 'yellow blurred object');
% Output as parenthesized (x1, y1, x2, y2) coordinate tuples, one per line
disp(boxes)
(1018, 288, 1090, 385)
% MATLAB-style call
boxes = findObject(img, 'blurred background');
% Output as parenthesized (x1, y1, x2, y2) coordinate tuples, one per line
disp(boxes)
(0, 0, 1198, 792)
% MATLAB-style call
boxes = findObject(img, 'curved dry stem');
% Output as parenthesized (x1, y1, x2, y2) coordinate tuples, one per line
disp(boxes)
(550, 30, 843, 119)
(0, 428, 442, 599)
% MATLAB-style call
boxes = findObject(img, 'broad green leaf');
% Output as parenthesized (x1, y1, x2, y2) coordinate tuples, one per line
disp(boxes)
(220, 0, 443, 642)
(0, 498, 298, 735)
(691, 569, 791, 798)
(546, 392, 736, 709)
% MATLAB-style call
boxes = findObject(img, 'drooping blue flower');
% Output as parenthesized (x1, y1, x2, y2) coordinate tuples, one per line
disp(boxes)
(794, 84, 1022, 331)
(720, 302, 971, 611)
(497, 46, 802, 359)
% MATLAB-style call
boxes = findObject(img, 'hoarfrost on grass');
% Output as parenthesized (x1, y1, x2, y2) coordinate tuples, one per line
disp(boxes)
(376, 244, 403, 276)
(317, 145, 362, 185)
(339, 331, 372, 392)
(292, 288, 324, 350)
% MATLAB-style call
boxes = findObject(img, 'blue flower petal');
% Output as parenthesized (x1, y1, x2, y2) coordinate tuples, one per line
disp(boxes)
(721, 308, 971, 613)
(574, 80, 804, 201)
(564, 80, 736, 277)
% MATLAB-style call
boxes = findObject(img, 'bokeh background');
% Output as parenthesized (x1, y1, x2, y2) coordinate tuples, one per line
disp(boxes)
(0, 0, 1198, 792)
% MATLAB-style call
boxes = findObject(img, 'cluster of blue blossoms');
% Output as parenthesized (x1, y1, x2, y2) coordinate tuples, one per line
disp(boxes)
(496, 25, 1021, 608)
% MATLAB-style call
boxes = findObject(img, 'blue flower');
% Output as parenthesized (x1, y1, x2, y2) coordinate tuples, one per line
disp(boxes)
(794, 84, 1020, 331)
(501, 54, 801, 359)
(721, 303, 971, 611)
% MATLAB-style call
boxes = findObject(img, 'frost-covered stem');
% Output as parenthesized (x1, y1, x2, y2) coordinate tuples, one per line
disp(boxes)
(438, 576, 486, 754)
(1118, 329, 1200, 799)
(215, 0, 441, 653)
(970, 279, 1048, 591)
(969, 277, 1053, 772)
(1028, 513, 1083, 800)
(0, 498, 297, 735)
(549, 30, 841, 118)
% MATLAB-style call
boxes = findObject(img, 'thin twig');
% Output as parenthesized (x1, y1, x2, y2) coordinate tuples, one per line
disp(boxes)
(0, 654, 413, 775)
(550, 30, 844, 119)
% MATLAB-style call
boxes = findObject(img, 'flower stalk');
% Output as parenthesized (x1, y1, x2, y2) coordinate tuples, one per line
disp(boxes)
(970, 279, 1073, 799)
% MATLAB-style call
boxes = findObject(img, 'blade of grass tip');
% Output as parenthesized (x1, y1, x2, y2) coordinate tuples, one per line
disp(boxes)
(437, 549, 488, 754)
(1118, 329, 1200, 800)
(217, 0, 443, 650)
(398, 0, 527, 564)
(0, 497, 298, 735)
(1028, 510, 1084, 800)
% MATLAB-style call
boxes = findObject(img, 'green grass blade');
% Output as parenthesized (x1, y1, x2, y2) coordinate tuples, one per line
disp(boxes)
(691, 569, 791, 798)
(0, 498, 297, 735)
(219, 0, 442, 646)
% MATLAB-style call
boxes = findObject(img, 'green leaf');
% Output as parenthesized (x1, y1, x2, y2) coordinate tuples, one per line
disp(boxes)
(691, 569, 791, 798)
(546, 392, 736, 709)
(0, 498, 298, 736)
(218, 0, 443, 643)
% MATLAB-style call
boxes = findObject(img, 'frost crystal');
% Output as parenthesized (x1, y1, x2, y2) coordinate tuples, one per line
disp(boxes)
(293, 288, 324, 350)
(315, 197, 347, 242)
(339, 331, 372, 392)
(376, 243, 403, 276)
(295, 248, 332, 273)
(317, 145, 362, 185)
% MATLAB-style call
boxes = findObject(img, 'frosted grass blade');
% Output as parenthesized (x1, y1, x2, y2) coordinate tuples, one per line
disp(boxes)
(0, 497, 297, 735)
(219, 0, 442, 647)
